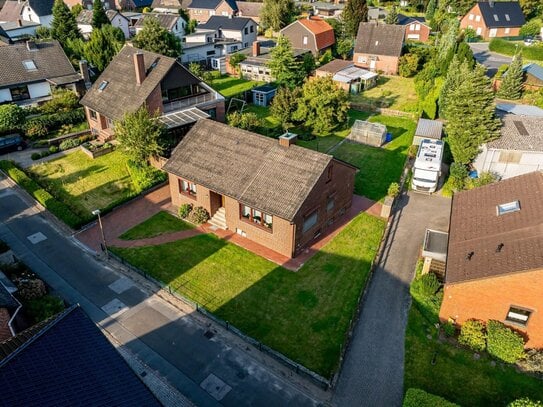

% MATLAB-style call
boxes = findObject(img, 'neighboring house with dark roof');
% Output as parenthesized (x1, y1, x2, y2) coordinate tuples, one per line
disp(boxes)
(163, 120, 357, 258)
(188, 0, 237, 23)
(135, 12, 186, 39)
(0, 24, 13, 45)
(0, 305, 161, 406)
(0, 19, 39, 42)
(77, 9, 130, 38)
(473, 111, 543, 179)
(397, 13, 430, 42)
(315, 59, 378, 93)
(460, 1, 525, 40)
(80, 45, 224, 144)
(439, 171, 543, 348)
(353, 22, 405, 75)
(312, 1, 344, 18)
(236, 1, 262, 23)
(20, 0, 54, 28)
(412, 118, 443, 145)
(280, 16, 335, 56)
(151, 0, 191, 13)
(0, 40, 84, 106)
(0, 1, 24, 23)
(0, 281, 20, 342)
(196, 15, 256, 48)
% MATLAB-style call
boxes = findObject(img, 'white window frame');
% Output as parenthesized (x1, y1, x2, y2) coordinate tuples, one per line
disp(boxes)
(475, 15, 481, 22)
(506, 306, 532, 326)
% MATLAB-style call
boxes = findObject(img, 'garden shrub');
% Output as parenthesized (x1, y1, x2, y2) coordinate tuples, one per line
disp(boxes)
(518, 349, 543, 374)
(508, 398, 543, 407)
(410, 272, 442, 323)
(0, 104, 26, 134)
(442, 320, 456, 337)
(407, 144, 418, 159)
(188, 206, 209, 224)
(387, 182, 400, 198)
(411, 272, 440, 298)
(399, 53, 420, 77)
(458, 319, 487, 352)
(59, 138, 81, 151)
(227, 111, 262, 131)
(49, 145, 59, 154)
(25, 294, 64, 323)
(489, 38, 543, 61)
(487, 320, 526, 363)
(24, 120, 48, 138)
(0, 160, 83, 229)
(15, 278, 47, 300)
(403, 388, 459, 407)
(178, 203, 193, 219)
(126, 160, 167, 193)
(465, 171, 498, 189)
(31, 153, 42, 160)
(25, 108, 86, 138)
(520, 20, 542, 38)
(449, 162, 468, 190)
(40, 89, 79, 114)
(40, 151, 51, 158)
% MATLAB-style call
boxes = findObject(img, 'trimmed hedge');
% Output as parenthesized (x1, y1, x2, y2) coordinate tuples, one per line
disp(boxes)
(487, 320, 525, 363)
(410, 273, 443, 324)
(489, 39, 543, 61)
(0, 160, 83, 229)
(458, 319, 487, 352)
(403, 388, 459, 407)
(24, 108, 86, 138)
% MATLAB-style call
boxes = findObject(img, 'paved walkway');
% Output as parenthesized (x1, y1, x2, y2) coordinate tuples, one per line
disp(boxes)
(77, 187, 382, 271)
(332, 191, 451, 407)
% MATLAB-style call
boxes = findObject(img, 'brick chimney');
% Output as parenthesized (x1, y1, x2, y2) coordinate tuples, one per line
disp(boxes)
(279, 132, 298, 147)
(134, 52, 146, 85)
(79, 60, 91, 86)
(252, 41, 260, 57)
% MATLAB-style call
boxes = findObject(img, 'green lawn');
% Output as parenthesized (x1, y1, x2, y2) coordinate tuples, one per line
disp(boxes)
(209, 74, 264, 98)
(351, 76, 419, 113)
(111, 212, 385, 377)
(119, 211, 194, 240)
(28, 150, 138, 219)
(405, 307, 543, 406)
(333, 115, 416, 201)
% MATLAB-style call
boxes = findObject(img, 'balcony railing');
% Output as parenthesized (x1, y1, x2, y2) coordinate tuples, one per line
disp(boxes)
(162, 92, 220, 113)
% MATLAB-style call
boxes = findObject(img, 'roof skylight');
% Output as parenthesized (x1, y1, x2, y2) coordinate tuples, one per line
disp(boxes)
(497, 200, 520, 215)
(98, 80, 109, 91)
(22, 59, 37, 71)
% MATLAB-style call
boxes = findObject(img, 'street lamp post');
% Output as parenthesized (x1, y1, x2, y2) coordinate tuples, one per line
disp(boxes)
(92, 209, 108, 258)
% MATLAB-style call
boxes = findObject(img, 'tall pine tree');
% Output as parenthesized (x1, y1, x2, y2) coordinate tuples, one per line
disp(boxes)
(267, 35, 304, 88)
(342, 0, 367, 38)
(92, 0, 109, 29)
(497, 52, 524, 100)
(439, 57, 467, 119)
(445, 64, 500, 164)
(51, 0, 81, 47)
(425, 0, 436, 21)
(385, 6, 398, 25)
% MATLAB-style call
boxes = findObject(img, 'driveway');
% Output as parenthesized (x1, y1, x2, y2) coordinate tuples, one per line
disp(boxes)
(0, 175, 326, 407)
(469, 42, 512, 77)
(332, 192, 451, 407)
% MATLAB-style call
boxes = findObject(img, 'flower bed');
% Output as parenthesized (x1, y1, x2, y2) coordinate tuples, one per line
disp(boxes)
(80, 142, 115, 159)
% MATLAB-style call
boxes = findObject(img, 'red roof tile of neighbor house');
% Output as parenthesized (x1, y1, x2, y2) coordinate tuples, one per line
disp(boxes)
(446, 171, 543, 284)
(298, 16, 335, 50)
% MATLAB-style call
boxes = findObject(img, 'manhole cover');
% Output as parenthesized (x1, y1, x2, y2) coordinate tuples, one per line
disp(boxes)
(200, 373, 231, 401)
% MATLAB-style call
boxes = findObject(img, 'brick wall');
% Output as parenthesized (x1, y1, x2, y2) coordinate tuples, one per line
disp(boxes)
(0, 307, 13, 342)
(405, 23, 430, 42)
(353, 53, 400, 75)
(215, 1, 235, 17)
(145, 85, 164, 116)
(439, 268, 543, 348)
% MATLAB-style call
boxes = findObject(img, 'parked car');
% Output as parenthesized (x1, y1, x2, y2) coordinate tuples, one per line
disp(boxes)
(0, 134, 26, 154)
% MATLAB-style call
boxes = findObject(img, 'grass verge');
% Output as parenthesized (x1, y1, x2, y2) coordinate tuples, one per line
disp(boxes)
(119, 211, 194, 240)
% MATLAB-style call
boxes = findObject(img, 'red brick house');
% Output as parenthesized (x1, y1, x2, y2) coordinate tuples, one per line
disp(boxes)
(163, 120, 357, 258)
(460, 1, 525, 40)
(280, 16, 335, 56)
(353, 22, 405, 75)
(397, 14, 430, 42)
(439, 171, 543, 348)
(187, 0, 238, 23)
(80, 45, 224, 144)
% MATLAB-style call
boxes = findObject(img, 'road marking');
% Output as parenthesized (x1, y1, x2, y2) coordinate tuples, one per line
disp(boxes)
(108, 276, 134, 294)
(27, 232, 47, 244)
(200, 373, 232, 401)
(101, 298, 129, 318)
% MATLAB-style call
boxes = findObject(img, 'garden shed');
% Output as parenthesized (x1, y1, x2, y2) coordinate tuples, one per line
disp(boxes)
(347, 120, 387, 147)
(251, 84, 277, 107)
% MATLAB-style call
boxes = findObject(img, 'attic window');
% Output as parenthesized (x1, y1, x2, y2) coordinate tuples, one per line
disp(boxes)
(493, 14, 499, 21)
(22, 60, 37, 71)
(505, 14, 510, 21)
(98, 80, 109, 91)
(497, 200, 520, 215)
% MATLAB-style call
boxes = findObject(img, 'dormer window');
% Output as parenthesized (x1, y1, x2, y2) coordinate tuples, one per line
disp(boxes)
(497, 200, 520, 215)
(22, 59, 37, 71)
(98, 80, 109, 91)
(505, 14, 510, 21)
(493, 14, 499, 21)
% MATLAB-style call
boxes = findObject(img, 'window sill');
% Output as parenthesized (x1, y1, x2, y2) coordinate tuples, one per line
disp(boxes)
(180, 192, 197, 200)
(240, 217, 273, 233)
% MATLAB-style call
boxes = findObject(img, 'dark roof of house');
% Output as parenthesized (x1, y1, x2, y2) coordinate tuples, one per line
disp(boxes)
(198, 15, 252, 30)
(317, 59, 353, 74)
(135, 12, 182, 30)
(397, 13, 427, 26)
(476, 1, 525, 28)
(164, 120, 337, 221)
(28, 0, 54, 16)
(0, 41, 78, 88)
(0, 282, 17, 310)
(446, 171, 543, 284)
(354, 22, 405, 57)
(189, 0, 237, 11)
(133, 0, 154, 6)
(0, 1, 23, 22)
(80, 45, 182, 120)
(151, 0, 191, 9)
(0, 305, 161, 406)
(236, 1, 262, 17)
(523, 63, 543, 81)
(415, 118, 443, 140)
(487, 113, 543, 151)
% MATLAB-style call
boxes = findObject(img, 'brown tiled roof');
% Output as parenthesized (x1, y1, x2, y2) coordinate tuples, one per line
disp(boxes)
(446, 171, 543, 284)
(0, 41, 78, 88)
(151, 0, 191, 8)
(317, 59, 353, 74)
(297, 16, 335, 50)
(354, 22, 405, 57)
(163, 120, 334, 221)
(487, 113, 543, 151)
(0, 1, 23, 22)
(80, 45, 177, 120)
(134, 12, 181, 30)
(236, 1, 262, 17)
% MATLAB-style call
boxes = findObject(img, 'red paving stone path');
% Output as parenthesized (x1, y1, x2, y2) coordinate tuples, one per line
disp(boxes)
(76, 186, 383, 272)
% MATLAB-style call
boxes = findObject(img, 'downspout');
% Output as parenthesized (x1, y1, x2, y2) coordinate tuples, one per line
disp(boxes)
(7, 297, 22, 337)
(291, 222, 297, 258)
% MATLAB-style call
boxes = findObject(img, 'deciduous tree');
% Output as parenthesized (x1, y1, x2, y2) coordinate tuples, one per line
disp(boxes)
(0, 104, 26, 134)
(260, 0, 295, 31)
(270, 86, 301, 130)
(132, 16, 181, 57)
(342, 0, 367, 38)
(267, 35, 304, 87)
(336, 38, 353, 60)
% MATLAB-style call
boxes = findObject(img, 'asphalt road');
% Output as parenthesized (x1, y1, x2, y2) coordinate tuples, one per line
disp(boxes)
(332, 192, 451, 407)
(0, 176, 324, 407)
(469, 42, 512, 77)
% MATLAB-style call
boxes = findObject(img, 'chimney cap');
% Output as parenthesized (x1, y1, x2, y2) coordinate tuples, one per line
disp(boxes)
(279, 132, 298, 147)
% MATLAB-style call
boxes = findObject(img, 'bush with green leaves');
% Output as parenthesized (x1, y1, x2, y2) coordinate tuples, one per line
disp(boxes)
(25, 294, 65, 323)
(403, 388, 459, 407)
(24, 120, 48, 138)
(125, 160, 167, 193)
(487, 320, 525, 363)
(508, 398, 543, 407)
(399, 53, 420, 78)
(49, 146, 59, 154)
(40, 89, 79, 114)
(410, 272, 442, 323)
(227, 111, 262, 131)
(442, 320, 456, 337)
(178, 203, 193, 219)
(464, 171, 498, 189)
(463, 27, 478, 41)
(411, 272, 440, 298)
(0, 104, 26, 134)
(31, 152, 42, 160)
(59, 138, 81, 151)
(458, 319, 487, 352)
(188, 206, 209, 224)
(449, 162, 468, 190)
(520, 20, 542, 38)
(387, 182, 400, 198)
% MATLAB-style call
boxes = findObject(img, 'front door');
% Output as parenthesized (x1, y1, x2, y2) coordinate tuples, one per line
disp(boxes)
(369, 59, 376, 71)
(489, 28, 497, 38)
(221, 194, 226, 208)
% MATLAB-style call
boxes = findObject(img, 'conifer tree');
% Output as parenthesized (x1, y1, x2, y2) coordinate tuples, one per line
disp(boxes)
(92, 0, 109, 29)
(267, 35, 304, 87)
(342, 0, 368, 38)
(260, 0, 295, 31)
(385, 6, 398, 25)
(51, 0, 81, 47)
(497, 53, 524, 100)
(439, 57, 465, 119)
(425, 0, 436, 21)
